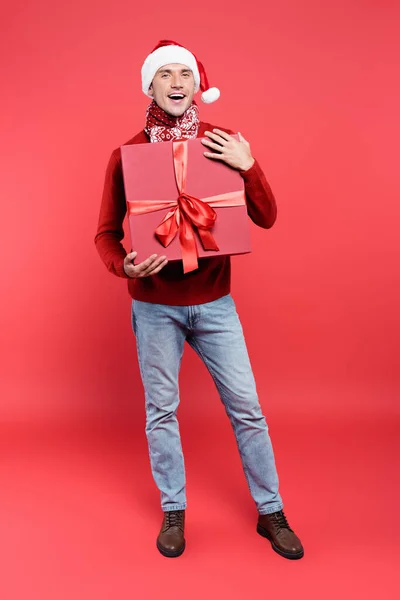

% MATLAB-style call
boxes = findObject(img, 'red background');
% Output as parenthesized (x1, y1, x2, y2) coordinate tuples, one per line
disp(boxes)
(1, 0, 399, 598)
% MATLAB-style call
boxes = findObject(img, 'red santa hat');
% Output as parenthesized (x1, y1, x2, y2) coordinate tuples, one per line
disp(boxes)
(141, 39, 220, 104)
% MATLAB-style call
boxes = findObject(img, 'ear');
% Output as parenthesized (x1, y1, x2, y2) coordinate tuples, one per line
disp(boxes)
(148, 84, 154, 98)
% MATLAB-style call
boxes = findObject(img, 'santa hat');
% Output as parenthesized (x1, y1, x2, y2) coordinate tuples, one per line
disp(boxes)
(141, 39, 220, 104)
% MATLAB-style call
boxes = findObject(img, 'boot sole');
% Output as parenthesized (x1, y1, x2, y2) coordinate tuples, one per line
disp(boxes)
(156, 539, 186, 558)
(257, 524, 304, 560)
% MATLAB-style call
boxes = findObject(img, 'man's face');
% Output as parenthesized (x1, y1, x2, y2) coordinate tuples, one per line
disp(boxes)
(149, 63, 195, 117)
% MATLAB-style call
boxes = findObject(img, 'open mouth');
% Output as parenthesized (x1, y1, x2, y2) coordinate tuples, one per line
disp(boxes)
(168, 93, 186, 102)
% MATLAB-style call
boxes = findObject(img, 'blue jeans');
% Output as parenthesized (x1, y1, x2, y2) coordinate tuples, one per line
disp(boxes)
(131, 294, 283, 515)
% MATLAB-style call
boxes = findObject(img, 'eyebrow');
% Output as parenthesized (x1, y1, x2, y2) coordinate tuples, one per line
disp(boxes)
(157, 68, 192, 74)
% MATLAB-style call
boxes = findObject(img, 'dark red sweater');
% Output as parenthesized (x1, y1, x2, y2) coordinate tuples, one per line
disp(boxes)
(95, 122, 277, 305)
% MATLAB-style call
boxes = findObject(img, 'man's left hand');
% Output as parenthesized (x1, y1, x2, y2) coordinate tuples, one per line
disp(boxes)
(201, 129, 255, 171)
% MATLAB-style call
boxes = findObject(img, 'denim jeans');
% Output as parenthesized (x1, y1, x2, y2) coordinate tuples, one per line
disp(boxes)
(131, 294, 283, 515)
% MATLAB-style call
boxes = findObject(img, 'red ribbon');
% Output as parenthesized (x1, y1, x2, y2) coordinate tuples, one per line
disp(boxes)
(127, 140, 245, 273)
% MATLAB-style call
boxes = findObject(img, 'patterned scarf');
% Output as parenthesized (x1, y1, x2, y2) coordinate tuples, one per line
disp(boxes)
(144, 100, 200, 143)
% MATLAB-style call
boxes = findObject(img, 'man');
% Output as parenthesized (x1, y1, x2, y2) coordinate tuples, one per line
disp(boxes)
(95, 40, 304, 560)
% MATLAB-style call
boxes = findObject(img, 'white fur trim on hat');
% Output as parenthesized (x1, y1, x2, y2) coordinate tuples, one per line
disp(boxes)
(141, 46, 201, 97)
(201, 87, 220, 104)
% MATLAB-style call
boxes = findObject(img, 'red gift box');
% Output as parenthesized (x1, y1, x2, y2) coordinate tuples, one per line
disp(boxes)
(120, 136, 251, 273)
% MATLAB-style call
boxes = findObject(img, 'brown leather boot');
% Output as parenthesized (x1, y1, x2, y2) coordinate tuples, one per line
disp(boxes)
(257, 510, 304, 559)
(156, 510, 186, 558)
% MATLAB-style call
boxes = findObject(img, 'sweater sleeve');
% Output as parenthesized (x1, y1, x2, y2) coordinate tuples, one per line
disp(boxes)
(239, 159, 277, 229)
(94, 151, 129, 278)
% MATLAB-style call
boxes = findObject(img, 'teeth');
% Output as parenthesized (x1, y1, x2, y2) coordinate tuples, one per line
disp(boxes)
(169, 94, 184, 99)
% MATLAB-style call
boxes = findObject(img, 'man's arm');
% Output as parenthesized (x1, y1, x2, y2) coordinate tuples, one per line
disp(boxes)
(201, 129, 277, 229)
(239, 159, 277, 229)
(95, 151, 129, 278)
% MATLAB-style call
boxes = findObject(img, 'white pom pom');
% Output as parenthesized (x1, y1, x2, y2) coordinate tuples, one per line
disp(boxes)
(201, 87, 220, 104)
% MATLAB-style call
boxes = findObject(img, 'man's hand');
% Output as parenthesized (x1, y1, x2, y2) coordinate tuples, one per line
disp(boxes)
(201, 129, 255, 171)
(123, 252, 168, 278)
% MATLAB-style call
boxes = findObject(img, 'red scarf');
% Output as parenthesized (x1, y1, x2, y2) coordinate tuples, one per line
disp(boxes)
(144, 100, 200, 143)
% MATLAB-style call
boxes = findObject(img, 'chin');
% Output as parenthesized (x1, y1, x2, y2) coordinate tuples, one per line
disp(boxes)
(165, 108, 186, 118)
(164, 101, 191, 118)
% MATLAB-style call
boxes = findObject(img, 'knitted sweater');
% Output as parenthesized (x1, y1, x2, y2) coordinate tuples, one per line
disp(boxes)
(95, 122, 277, 305)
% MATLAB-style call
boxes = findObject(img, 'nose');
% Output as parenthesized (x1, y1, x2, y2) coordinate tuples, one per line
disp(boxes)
(170, 73, 184, 89)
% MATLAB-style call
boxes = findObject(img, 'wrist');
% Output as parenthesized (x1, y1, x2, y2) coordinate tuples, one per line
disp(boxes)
(240, 157, 255, 172)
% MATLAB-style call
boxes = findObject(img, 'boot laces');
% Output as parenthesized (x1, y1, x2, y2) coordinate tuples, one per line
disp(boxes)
(272, 511, 293, 532)
(165, 511, 184, 530)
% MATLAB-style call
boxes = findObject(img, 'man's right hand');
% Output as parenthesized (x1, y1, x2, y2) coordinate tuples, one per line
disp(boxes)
(123, 251, 168, 278)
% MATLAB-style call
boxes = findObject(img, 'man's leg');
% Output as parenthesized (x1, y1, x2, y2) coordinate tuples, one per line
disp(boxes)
(186, 294, 282, 515)
(132, 299, 189, 557)
(131, 299, 188, 512)
(187, 294, 303, 559)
